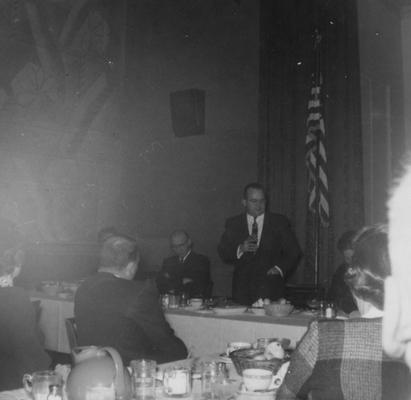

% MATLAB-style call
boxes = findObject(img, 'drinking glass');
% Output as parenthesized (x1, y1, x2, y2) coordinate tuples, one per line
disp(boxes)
(201, 361, 229, 400)
(23, 371, 63, 400)
(168, 294, 181, 309)
(130, 359, 157, 400)
(163, 367, 191, 398)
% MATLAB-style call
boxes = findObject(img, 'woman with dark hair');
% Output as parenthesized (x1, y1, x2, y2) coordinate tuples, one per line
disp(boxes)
(327, 229, 358, 314)
(277, 224, 410, 400)
(0, 259, 51, 390)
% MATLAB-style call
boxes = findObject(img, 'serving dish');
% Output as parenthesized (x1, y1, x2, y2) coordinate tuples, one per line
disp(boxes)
(213, 306, 248, 316)
(263, 303, 294, 317)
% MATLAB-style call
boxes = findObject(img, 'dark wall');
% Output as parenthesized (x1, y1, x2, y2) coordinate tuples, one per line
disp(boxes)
(117, 0, 260, 294)
(0, 0, 260, 296)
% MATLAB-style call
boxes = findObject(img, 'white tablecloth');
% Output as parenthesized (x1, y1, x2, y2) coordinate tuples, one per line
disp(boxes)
(30, 292, 311, 355)
(166, 309, 310, 357)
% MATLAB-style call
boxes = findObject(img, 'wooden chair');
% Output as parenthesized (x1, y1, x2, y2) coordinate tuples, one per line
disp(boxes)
(65, 317, 78, 352)
(31, 300, 45, 345)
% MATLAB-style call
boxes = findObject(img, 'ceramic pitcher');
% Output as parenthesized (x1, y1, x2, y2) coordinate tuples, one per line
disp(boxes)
(66, 346, 132, 400)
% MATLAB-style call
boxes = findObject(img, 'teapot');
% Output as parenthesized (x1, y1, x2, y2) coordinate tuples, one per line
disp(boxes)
(66, 346, 132, 400)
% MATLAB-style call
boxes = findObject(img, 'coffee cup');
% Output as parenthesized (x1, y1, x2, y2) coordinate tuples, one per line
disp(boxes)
(226, 341, 251, 356)
(242, 369, 273, 392)
(189, 298, 203, 309)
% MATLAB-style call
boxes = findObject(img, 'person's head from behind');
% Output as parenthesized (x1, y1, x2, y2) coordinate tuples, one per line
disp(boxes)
(345, 224, 390, 314)
(242, 183, 266, 218)
(384, 159, 411, 367)
(337, 230, 357, 265)
(170, 230, 192, 259)
(99, 235, 139, 280)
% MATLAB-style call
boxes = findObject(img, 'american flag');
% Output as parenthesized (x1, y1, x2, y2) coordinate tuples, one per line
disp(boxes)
(305, 76, 330, 227)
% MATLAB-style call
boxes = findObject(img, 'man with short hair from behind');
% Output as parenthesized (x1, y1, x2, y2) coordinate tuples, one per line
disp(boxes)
(75, 234, 187, 364)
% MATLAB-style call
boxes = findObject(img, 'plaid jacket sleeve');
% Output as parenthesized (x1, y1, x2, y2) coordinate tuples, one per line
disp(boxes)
(276, 320, 319, 400)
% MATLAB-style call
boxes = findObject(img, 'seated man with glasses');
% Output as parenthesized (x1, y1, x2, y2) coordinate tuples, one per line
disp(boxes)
(156, 230, 211, 298)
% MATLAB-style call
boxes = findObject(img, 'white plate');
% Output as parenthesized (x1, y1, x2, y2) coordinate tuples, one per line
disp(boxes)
(213, 306, 248, 316)
(237, 383, 277, 397)
(183, 305, 204, 311)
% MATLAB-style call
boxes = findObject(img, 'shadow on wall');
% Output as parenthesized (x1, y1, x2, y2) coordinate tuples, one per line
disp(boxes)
(16, 242, 100, 289)
(135, 237, 170, 279)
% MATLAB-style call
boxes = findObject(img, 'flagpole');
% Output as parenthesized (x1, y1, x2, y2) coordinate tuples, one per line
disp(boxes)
(313, 30, 322, 294)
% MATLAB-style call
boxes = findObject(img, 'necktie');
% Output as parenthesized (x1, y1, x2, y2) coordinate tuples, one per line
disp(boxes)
(252, 217, 258, 242)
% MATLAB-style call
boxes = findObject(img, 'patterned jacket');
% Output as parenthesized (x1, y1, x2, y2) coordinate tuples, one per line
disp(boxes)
(277, 318, 411, 400)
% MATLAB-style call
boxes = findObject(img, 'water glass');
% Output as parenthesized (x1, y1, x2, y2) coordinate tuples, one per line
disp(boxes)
(169, 294, 181, 309)
(201, 361, 228, 399)
(211, 378, 238, 400)
(130, 359, 157, 400)
(180, 292, 189, 307)
(163, 367, 191, 398)
(23, 371, 63, 400)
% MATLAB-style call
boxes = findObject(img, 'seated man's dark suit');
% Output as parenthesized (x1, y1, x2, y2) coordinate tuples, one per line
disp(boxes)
(218, 213, 302, 305)
(75, 272, 187, 364)
(157, 252, 211, 297)
(0, 287, 51, 390)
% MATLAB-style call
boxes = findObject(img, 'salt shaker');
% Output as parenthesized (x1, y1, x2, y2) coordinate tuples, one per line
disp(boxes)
(325, 302, 336, 319)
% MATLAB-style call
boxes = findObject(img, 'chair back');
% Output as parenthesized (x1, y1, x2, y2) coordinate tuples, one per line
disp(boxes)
(65, 317, 78, 351)
(31, 300, 45, 344)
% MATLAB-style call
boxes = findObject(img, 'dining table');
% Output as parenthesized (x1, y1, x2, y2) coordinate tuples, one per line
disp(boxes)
(30, 291, 313, 356)
(0, 353, 281, 400)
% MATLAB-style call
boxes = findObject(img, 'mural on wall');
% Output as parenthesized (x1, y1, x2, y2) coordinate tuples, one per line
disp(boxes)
(0, 0, 126, 242)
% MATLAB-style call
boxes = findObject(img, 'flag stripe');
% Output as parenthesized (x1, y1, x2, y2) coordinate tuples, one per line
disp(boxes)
(305, 78, 330, 227)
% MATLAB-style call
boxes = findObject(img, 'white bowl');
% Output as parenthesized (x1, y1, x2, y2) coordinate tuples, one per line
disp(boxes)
(264, 303, 294, 317)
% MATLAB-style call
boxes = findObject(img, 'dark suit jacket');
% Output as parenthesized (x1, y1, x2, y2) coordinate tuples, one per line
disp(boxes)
(218, 213, 302, 305)
(75, 272, 187, 364)
(156, 252, 211, 297)
(0, 287, 51, 390)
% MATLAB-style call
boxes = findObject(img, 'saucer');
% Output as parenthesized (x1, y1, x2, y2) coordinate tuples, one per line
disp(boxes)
(237, 383, 277, 399)
(182, 305, 204, 311)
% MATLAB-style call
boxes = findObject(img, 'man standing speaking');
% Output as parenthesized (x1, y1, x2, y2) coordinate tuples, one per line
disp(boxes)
(218, 183, 302, 305)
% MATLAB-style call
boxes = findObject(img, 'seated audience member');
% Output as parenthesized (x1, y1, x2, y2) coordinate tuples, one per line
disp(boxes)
(75, 234, 187, 364)
(327, 230, 358, 314)
(156, 230, 211, 298)
(277, 225, 411, 400)
(384, 159, 411, 370)
(0, 261, 51, 390)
